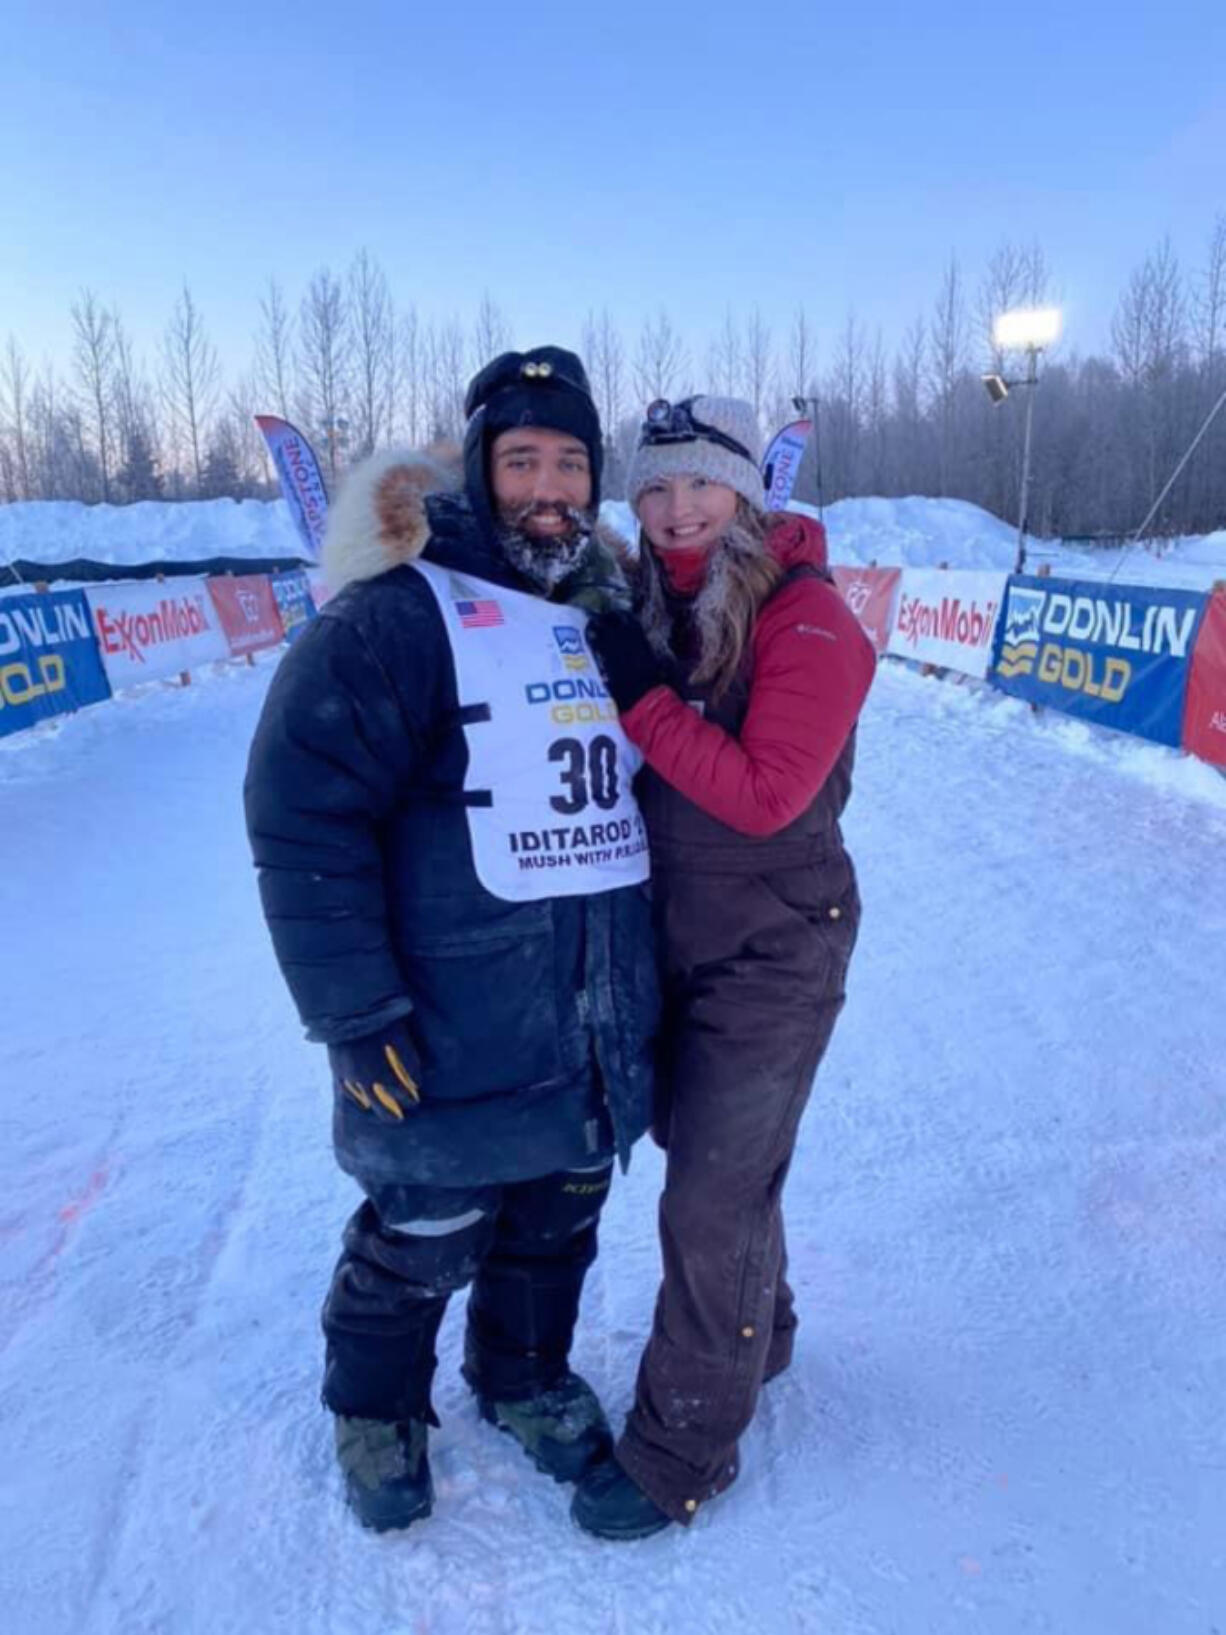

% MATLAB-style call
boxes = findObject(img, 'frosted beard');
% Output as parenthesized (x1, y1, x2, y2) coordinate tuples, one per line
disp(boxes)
(497, 502, 596, 593)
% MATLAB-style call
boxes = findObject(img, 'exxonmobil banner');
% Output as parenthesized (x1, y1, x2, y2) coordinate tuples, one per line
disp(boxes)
(86, 579, 229, 687)
(0, 590, 112, 738)
(832, 567, 901, 654)
(991, 575, 1206, 746)
(1182, 587, 1226, 766)
(761, 419, 812, 512)
(887, 569, 1007, 678)
(255, 415, 328, 561)
(208, 575, 285, 656)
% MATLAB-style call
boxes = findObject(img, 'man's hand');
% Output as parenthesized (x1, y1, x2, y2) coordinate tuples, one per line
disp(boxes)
(328, 1018, 424, 1123)
(587, 611, 668, 713)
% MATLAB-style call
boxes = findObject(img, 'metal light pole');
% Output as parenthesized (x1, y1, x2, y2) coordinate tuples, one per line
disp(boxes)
(792, 393, 824, 520)
(982, 307, 1062, 576)
(1015, 347, 1039, 574)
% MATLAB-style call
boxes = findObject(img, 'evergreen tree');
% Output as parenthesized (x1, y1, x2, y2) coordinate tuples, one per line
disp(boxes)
(199, 436, 242, 499)
(116, 427, 163, 502)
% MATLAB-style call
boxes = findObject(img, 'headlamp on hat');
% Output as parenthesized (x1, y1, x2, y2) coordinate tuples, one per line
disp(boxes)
(639, 397, 754, 462)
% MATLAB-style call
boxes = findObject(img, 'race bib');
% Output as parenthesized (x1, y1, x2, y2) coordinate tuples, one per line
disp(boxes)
(413, 561, 650, 902)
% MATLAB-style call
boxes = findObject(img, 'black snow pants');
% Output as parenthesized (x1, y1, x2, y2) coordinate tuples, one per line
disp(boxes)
(616, 855, 859, 1525)
(321, 1161, 614, 1423)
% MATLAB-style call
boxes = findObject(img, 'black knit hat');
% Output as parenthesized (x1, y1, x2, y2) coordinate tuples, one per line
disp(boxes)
(462, 346, 603, 536)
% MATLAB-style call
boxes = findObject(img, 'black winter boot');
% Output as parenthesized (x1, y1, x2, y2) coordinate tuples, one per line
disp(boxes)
(474, 1370, 612, 1483)
(571, 1457, 672, 1541)
(334, 1416, 434, 1532)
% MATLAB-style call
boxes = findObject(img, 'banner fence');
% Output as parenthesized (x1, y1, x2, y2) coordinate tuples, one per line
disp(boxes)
(2, 556, 1224, 775)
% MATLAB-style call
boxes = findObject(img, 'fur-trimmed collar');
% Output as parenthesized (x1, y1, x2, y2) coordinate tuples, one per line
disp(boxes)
(321, 446, 634, 613)
(321, 447, 456, 591)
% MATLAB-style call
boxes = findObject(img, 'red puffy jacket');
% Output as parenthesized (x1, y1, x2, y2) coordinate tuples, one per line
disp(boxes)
(621, 515, 876, 837)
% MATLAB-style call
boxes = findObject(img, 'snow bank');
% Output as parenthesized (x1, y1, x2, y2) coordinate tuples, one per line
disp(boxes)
(814, 496, 1020, 570)
(0, 497, 303, 568)
(1, 493, 1222, 591)
(599, 495, 1019, 570)
(1029, 527, 1226, 592)
(610, 494, 1224, 588)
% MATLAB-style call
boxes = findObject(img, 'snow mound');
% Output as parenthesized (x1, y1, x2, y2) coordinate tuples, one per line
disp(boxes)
(814, 496, 1021, 570)
(1, 493, 1222, 591)
(1040, 528, 1226, 591)
(0, 497, 303, 568)
(599, 495, 1019, 570)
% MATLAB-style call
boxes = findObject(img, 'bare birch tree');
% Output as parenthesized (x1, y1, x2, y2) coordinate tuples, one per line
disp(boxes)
(394, 304, 423, 446)
(297, 268, 351, 479)
(707, 308, 742, 398)
(0, 336, 33, 499)
(348, 249, 395, 457)
(71, 289, 116, 501)
(786, 309, 818, 398)
(161, 284, 219, 491)
(893, 314, 927, 495)
(928, 257, 967, 494)
(740, 307, 773, 426)
(1192, 214, 1226, 368)
(581, 308, 626, 432)
(825, 309, 866, 499)
(254, 278, 294, 421)
(471, 293, 511, 372)
(633, 310, 689, 404)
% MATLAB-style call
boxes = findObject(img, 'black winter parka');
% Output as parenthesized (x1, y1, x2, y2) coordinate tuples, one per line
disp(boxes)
(244, 488, 659, 1187)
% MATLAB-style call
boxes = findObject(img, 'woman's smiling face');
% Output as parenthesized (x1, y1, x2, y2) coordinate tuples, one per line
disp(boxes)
(636, 474, 739, 553)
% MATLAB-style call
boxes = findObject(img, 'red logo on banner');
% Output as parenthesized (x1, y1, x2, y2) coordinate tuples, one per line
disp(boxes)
(208, 576, 285, 657)
(1183, 588, 1226, 767)
(833, 567, 901, 653)
(94, 594, 212, 664)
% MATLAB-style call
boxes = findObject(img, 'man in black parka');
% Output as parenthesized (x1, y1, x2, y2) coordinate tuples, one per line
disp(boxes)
(244, 349, 659, 1532)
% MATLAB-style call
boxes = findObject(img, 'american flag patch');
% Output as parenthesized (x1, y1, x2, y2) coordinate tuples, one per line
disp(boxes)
(456, 598, 504, 629)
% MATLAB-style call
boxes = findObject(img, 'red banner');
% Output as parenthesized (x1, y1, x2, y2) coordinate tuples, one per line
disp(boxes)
(833, 566, 901, 653)
(1182, 588, 1226, 767)
(207, 575, 285, 657)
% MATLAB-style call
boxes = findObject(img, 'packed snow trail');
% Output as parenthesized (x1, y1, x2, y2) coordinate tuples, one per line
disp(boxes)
(1, 655, 1223, 1635)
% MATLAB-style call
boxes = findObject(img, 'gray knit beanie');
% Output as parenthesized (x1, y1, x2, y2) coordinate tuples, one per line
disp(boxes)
(626, 395, 765, 512)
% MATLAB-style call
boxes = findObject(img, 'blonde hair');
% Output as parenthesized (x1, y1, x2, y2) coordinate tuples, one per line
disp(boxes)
(635, 500, 782, 701)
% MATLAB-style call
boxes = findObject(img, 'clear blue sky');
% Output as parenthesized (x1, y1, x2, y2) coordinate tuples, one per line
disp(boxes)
(4, 0, 1224, 385)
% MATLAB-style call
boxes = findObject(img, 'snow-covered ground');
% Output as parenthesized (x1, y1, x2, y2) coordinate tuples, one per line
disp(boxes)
(2, 649, 1224, 1634)
(3, 493, 1223, 591)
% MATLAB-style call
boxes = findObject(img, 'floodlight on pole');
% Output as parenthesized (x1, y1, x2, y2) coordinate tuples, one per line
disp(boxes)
(992, 306, 1062, 352)
(983, 305, 1063, 573)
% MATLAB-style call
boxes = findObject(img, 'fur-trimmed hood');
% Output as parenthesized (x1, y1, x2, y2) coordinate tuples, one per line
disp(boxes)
(321, 447, 458, 591)
(321, 446, 633, 613)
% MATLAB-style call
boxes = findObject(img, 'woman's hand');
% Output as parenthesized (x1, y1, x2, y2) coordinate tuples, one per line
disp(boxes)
(587, 611, 669, 712)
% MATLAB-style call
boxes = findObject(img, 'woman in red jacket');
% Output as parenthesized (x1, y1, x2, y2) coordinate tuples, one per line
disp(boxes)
(572, 395, 876, 1540)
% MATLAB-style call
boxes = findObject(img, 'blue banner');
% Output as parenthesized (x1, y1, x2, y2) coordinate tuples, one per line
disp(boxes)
(254, 415, 328, 561)
(990, 575, 1207, 746)
(0, 590, 112, 738)
(761, 418, 812, 511)
(270, 571, 317, 645)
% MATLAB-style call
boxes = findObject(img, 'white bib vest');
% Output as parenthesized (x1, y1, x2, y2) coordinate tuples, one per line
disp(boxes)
(413, 560, 650, 903)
